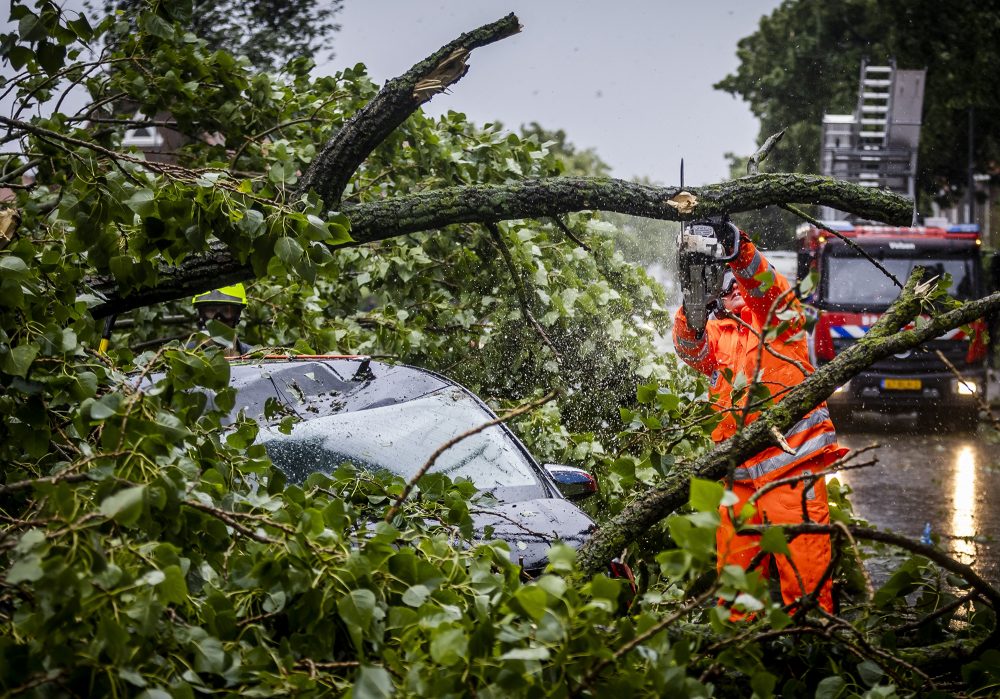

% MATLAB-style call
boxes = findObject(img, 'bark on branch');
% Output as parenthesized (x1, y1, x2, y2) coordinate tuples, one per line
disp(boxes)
(295, 13, 522, 209)
(576, 272, 1000, 574)
(88, 174, 911, 317)
(343, 173, 912, 242)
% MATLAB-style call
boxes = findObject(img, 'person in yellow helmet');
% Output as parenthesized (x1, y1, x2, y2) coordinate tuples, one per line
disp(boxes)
(191, 284, 254, 356)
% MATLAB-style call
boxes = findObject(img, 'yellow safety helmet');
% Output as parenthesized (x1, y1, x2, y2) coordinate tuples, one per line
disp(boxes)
(192, 283, 248, 306)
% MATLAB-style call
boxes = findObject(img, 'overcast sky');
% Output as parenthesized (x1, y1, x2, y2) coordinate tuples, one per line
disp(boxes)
(3, 1, 783, 186)
(323, 1, 784, 186)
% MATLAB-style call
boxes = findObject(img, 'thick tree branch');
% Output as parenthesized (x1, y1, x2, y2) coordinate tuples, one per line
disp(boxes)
(577, 273, 1000, 574)
(295, 13, 522, 208)
(88, 174, 911, 317)
(343, 174, 912, 242)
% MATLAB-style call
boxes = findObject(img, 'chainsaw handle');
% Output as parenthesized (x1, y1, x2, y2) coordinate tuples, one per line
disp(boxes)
(716, 220, 741, 262)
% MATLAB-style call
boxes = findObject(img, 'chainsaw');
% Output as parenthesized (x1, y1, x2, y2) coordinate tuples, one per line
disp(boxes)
(677, 216, 740, 337)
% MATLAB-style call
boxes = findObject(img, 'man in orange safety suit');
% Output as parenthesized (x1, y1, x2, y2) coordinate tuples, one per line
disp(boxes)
(673, 226, 847, 614)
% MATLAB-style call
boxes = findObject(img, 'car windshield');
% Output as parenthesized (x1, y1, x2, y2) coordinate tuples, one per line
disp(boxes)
(825, 255, 974, 307)
(259, 388, 541, 490)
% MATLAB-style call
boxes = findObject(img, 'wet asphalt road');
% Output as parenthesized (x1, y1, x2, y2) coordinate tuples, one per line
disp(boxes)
(834, 414, 1000, 584)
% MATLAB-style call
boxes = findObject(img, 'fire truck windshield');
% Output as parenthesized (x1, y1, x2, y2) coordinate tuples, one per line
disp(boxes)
(824, 255, 975, 308)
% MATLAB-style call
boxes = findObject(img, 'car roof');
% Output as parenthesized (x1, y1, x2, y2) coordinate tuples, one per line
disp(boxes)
(227, 356, 458, 423)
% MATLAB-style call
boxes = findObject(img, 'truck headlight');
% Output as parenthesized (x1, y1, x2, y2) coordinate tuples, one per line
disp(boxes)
(953, 379, 979, 396)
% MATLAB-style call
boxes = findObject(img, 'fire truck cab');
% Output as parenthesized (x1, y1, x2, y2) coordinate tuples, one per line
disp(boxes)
(796, 220, 988, 427)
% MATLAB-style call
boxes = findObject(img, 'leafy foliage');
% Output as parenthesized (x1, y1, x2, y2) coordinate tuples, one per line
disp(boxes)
(717, 0, 1000, 208)
(1, 1, 999, 696)
(94, 0, 342, 70)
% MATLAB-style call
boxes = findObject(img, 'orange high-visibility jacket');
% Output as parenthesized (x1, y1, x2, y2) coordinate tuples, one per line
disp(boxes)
(673, 232, 845, 484)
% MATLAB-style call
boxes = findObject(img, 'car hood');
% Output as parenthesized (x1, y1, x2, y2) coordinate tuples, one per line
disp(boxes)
(470, 497, 596, 574)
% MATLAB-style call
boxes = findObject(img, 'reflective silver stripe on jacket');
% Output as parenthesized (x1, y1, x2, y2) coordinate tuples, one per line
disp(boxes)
(676, 334, 709, 361)
(689, 343, 710, 362)
(737, 251, 777, 298)
(676, 333, 705, 351)
(731, 408, 834, 481)
(786, 407, 830, 439)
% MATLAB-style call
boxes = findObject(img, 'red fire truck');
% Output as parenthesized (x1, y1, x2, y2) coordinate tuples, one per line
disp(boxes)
(796, 220, 988, 427)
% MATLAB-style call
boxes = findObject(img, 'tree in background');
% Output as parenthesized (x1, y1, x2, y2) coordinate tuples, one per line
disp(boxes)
(716, 0, 1000, 210)
(95, 0, 342, 69)
(520, 121, 612, 179)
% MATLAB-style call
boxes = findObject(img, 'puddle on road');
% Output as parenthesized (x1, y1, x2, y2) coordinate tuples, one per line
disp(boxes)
(834, 414, 1000, 585)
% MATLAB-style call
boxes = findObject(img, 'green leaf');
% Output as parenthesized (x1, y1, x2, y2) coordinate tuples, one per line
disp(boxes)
(352, 665, 393, 699)
(500, 646, 551, 661)
(267, 162, 287, 184)
(5, 46, 33, 71)
(0, 344, 38, 377)
(275, 237, 303, 265)
(118, 668, 147, 688)
(750, 671, 777, 699)
(18, 12, 46, 41)
(136, 689, 172, 699)
(588, 574, 622, 604)
(108, 256, 135, 282)
(656, 392, 680, 412)
(401, 584, 430, 607)
(636, 382, 658, 404)
(36, 41, 66, 75)
(338, 588, 377, 641)
(689, 477, 724, 512)
(759, 526, 790, 555)
(0, 256, 29, 276)
(139, 13, 174, 40)
(510, 585, 548, 621)
(157, 565, 188, 605)
(89, 393, 121, 420)
(545, 543, 577, 574)
(67, 15, 94, 40)
(327, 219, 353, 245)
(815, 676, 846, 699)
(15, 529, 46, 554)
(126, 189, 157, 217)
(205, 319, 237, 348)
(7, 553, 44, 583)
(429, 626, 468, 665)
(733, 592, 764, 612)
(857, 660, 884, 687)
(99, 485, 146, 526)
(192, 634, 226, 674)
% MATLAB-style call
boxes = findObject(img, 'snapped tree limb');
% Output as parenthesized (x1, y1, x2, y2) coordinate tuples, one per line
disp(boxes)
(295, 13, 522, 209)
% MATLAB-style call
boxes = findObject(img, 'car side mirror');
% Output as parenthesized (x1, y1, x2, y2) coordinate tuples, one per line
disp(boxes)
(543, 464, 598, 501)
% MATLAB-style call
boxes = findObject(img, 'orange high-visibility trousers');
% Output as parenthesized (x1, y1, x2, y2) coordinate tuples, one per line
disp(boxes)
(716, 459, 834, 614)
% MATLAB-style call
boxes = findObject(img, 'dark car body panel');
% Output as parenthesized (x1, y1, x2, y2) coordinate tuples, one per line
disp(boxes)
(221, 357, 593, 573)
